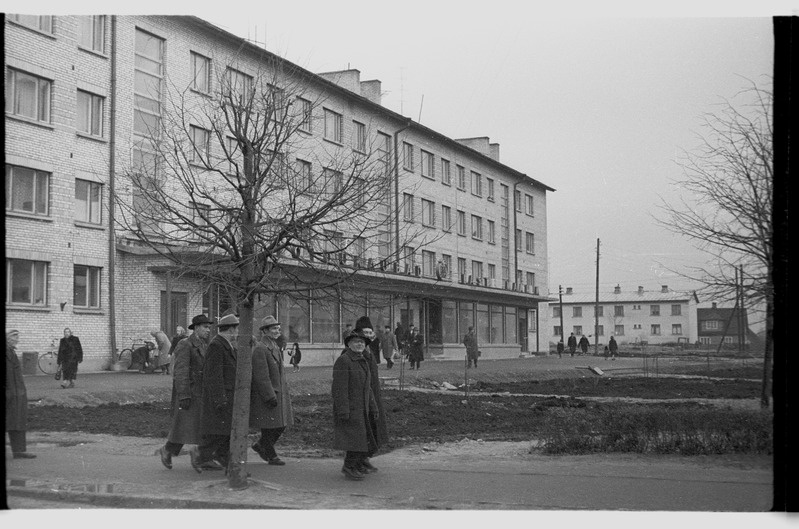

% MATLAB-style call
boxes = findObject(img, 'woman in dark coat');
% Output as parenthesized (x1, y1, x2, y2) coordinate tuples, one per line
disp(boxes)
(333, 330, 379, 481)
(407, 326, 424, 370)
(6, 330, 35, 458)
(57, 328, 83, 388)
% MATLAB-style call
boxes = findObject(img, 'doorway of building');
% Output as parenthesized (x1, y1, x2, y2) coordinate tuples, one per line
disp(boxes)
(160, 291, 188, 334)
(518, 309, 528, 352)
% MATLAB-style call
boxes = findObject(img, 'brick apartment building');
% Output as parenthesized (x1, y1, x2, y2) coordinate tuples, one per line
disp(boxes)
(5, 15, 553, 368)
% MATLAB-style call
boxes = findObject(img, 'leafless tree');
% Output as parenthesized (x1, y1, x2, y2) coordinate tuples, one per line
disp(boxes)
(655, 79, 773, 407)
(115, 51, 426, 488)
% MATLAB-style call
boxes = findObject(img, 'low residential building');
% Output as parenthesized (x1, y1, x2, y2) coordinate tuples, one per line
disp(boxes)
(696, 302, 753, 349)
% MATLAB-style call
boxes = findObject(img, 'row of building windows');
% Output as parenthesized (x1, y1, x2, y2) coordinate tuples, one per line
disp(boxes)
(554, 324, 684, 337)
(8, 15, 107, 54)
(6, 259, 102, 309)
(6, 165, 103, 224)
(553, 304, 683, 318)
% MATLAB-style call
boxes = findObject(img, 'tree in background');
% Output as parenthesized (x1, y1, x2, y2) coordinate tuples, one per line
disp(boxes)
(656, 79, 773, 407)
(116, 49, 424, 488)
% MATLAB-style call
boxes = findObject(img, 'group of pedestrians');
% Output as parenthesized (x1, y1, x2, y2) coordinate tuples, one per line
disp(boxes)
(394, 323, 424, 370)
(556, 333, 618, 359)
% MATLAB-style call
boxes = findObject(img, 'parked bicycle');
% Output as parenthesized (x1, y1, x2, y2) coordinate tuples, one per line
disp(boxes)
(110, 337, 150, 370)
(37, 338, 60, 375)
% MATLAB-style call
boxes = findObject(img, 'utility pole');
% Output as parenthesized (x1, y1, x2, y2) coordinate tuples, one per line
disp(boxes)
(558, 285, 565, 347)
(594, 238, 600, 356)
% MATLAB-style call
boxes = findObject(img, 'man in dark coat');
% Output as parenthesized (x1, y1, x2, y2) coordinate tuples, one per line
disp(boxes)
(567, 332, 578, 357)
(578, 334, 590, 356)
(190, 313, 239, 473)
(250, 316, 294, 466)
(608, 336, 619, 360)
(378, 325, 398, 369)
(556, 340, 564, 358)
(6, 330, 35, 459)
(57, 328, 83, 388)
(158, 314, 213, 470)
(407, 325, 424, 370)
(353, 317, 388, 468)
(463, 326, 479, 368)
(394, 322, 408, 354)
(333, 329, 379, 481)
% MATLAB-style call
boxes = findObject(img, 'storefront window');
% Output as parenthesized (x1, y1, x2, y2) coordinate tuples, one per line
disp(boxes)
(476, 303, 490, 344)
(505, 307, 517, 344)
(442, 300, 457, 343)
(280, 294, 310, 342)
(341, 291, 368, 334)
(458, 302, 474, 339)
(427, 299, 443, 344)
(490, 305, 504, 343)
(368, 294, 392, 332)
(312, 293, 339, 343)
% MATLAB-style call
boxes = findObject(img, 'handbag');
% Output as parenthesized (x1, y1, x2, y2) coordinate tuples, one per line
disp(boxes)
(392, 348, 400, 361)
(55, 367, 62, 380)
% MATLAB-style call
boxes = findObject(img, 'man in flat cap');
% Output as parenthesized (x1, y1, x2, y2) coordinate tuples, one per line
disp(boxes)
(6, 330, 36, 459)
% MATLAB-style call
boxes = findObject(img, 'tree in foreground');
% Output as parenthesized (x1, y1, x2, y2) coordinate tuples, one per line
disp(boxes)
(116, 51, 423, 488)
(656, 79, 773, 407)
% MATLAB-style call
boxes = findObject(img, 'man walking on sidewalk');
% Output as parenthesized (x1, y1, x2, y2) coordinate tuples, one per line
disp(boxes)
(463, 326, 479, 368)
(6, 330, 36, 459)
(158, 314, 213, 470)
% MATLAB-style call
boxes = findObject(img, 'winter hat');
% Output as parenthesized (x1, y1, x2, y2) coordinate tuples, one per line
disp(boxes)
(354, 315, 373, 330)
(188, 314, 214, 329)
(218, 313, 240, 329)
(259, 315, 280, 330)
(344, 329, 371, 347)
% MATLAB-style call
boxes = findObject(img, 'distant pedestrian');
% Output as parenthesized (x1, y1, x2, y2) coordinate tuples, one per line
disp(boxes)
(151, 329, 172, 375)
(250, 316, 294, 466)
(394, 322, 408, 355)
(556, 340, 564, 358)
(608, 336, 619, 360)
(578, 335, 590, 356)
(169, 326, 187, 355)
(378, 325, 398, 369)
(57, 328, 83, 389)
(6, 330, 36, 459)
(407, 325, 424, 370)
(463, 326, 479, 368)
(158, 314, 213, 471)
(567, 332, 577, 357)
(603, 345, 610, 360)
(288, 342, 302, 372)
(333, 329, 381, 481)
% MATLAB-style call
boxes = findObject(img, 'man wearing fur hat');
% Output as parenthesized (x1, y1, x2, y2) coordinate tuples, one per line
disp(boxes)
(6, 330, 36, 459)
(250, 315, 294, 466)
(191, 312, 239, 473)
(351, 316, 388, 472)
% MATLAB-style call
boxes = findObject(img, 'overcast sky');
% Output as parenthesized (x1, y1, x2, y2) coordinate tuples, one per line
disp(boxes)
(19, 1, 787, 300)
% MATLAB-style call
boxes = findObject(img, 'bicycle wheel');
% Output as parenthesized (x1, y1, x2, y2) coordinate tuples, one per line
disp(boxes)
(38, 352, 58, 375)
(112, 348, 133, 371)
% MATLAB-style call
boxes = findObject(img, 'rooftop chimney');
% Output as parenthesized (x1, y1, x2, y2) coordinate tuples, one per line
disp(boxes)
(565, 287, 573, 295)
(661, 285, 669, 293)
(317, 69, 362, 94)
(614, 285, 621, 294)
(637, 286, 644, 294)
(360, 79, 382, 105)
(454, 137, 499, 161)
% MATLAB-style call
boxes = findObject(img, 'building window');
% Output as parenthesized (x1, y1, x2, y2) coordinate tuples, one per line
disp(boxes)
(224, 67, 252, 105)
(441, 159, 451, 185)
(633, 324, 642, 330)
(651, 324, 661, 335)
(595, 325, 604, 336)
(671, 304, 682, 316)
(672, 324, 683, 335)
(442, 254, 453, 280)
(489, 264, 497, 280)
(573, 306, 582, 318)
(192, 202, 210, 229)
(296, 159, 313, 191)
(574, 326, 583, 336)
(190, 52, 211, 93)
(9, 14, 53, 33)
(515, 229, 522, 252)
(553, 306, 561, 318)
(457, 257, 467, 279)
(515, 189, 522, 212)
(650, 305, 660, 316)
(554, 326, 562, 337)
(614, 325, 625, 336)
(78, 15, 106, 52)
(487, 220, 496, 244)
(76, 90, 104, 137)
(471, 171, 482, 196)
(594, 305, 604, 317)
(471, 215, 483, 240)
(6, 259, 48, 306)
(472, 260, 484, 280)
(323, 108, 343, 143)
(402, 142, 414, 171)
(5, 165, 50, 216)
(190, 125, 210, 163)
(457, 165, 466, 190)
(525, 194, 534, 216)
(134, 29, 164, 137)
(699, 337, 711, 345)
(422, 199, 436, 227)
(703, 320, 720, 331)
(131, 147, 162, 233)
(402, 246, 416, 273)
(73, 265, 101, 308)
(526, 272, 535, 288)
(525, 232, 535, 254)
(441, 205, 452, 232)
(614, 305, 624, 317)
(457, 210, 466, 236)
(486, 178, 495, 202)
(422, 250, 436, 277)
(6, 68, 52, 123)
(421, 150, 435, 179)
(402, 193, 414, 222)
(297, 97, 312, 132)
(353, 120, 366, 152)
(75, 179, 102, 224)
(324, 168, 343, 196)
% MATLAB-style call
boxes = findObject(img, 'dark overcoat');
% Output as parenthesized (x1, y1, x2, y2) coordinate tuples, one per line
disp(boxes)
(408, 331, 424, 362)
(579, 336, 590, 353)
(200, 334, 237, 436)
(363, 349, 388, 446)
(609, 337, 619, 353)
(167, 333, 207, 444)
(378, 331, 398, 361)
(250, 336, 294, 429)
(567, 334, 578, 352)
(6, 345, 27, 431)
(463, 331, 479, 359)
(57, 335, 83, 380)
(332, 349, 379, 452)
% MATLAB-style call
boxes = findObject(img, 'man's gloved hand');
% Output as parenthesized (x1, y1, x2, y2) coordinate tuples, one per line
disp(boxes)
(179, 398, 191, 410)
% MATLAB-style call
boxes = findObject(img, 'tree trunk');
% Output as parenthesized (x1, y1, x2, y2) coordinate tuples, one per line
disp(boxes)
(760, 292, 773, 409)
(227, 296, 254, 489)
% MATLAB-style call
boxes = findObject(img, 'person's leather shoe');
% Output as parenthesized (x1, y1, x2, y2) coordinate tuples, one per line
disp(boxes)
(359, 459, 378, 473)
(189, 447, 203, 474)
(251, 443, 270, 462)
(341, 465, 364, 480)
(13, 452, 36, 459)
(267, 456, 285, 466)
(158, 447, 172, 469)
